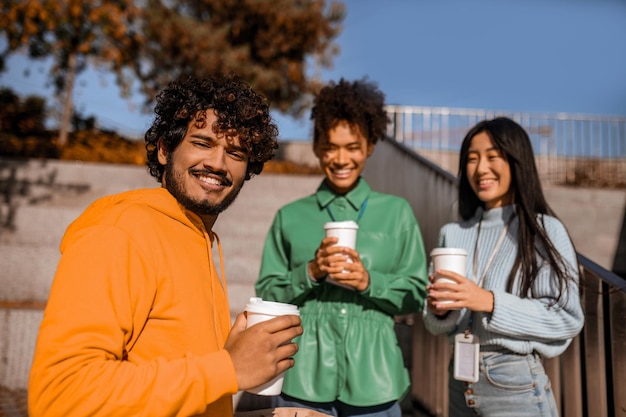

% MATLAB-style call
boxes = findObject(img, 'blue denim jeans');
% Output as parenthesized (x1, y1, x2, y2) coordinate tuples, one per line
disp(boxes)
(274, 393, 402, 417)
(448, 351, 559, 416)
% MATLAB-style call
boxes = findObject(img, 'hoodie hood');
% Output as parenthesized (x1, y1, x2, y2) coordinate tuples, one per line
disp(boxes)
(61, 188, 206, 253)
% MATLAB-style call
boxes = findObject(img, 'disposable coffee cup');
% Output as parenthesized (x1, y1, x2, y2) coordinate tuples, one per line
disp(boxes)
(323, 220, 359, 250)
(323, 221, 359, 289)
(430, 248, 468, 304)
(244, 297, 300, 395)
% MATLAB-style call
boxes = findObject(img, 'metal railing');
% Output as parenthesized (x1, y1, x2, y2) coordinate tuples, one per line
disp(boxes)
(363, 138, 626, 417)
(384, 105, 626, 188)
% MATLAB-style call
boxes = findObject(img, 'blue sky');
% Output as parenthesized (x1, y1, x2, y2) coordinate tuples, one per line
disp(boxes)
(1, 0, 625, 140)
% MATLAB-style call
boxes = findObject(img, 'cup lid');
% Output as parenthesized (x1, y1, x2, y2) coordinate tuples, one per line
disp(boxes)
(323, 220, 359, 230)
(430, 247, 468, 257)
(245, 297, 300, 316)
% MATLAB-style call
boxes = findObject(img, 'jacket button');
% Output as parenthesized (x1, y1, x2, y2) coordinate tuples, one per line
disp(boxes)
(467, 399, 475, 405)
(465, 389, 473, 395)
(340, 308, 347, 314)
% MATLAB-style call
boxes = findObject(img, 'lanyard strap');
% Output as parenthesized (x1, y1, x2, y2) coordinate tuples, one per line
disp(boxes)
(472, 220, 511, 288)
(326, 197, 369, 223)
(466, 214, 513, 334)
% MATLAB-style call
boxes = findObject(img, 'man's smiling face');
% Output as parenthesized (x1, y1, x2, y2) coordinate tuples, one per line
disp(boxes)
(158, 109, 249, 218)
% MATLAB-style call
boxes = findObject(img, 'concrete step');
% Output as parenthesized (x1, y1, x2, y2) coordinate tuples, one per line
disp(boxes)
(1, 159, 156, 192)
(0, 205, 83, 247)
(0, 246, 57, 302)
(0, 308, 43, 389)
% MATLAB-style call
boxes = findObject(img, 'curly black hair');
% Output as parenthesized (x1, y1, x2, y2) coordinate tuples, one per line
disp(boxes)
(145, 74, 279, 181)
(310, 78, 389, 145)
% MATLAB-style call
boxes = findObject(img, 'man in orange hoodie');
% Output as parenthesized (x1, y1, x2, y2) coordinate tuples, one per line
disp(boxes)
(28, 74, 303, 417)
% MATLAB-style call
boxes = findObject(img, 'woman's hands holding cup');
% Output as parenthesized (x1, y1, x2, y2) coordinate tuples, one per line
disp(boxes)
(427, 269, 495, 314)
(309, 236, 370, 292)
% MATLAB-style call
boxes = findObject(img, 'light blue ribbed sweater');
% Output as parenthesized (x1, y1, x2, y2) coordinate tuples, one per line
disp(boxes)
(423, 205, 584, 358)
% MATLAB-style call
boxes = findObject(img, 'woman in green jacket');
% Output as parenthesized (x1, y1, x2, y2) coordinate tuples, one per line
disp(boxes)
(255, 78, 428, 417)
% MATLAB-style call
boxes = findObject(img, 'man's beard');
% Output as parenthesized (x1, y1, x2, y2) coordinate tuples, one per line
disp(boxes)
(164, 159, 243, 216)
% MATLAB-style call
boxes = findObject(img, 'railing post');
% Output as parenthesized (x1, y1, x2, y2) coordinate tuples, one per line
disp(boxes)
(609, 287, 626, 417)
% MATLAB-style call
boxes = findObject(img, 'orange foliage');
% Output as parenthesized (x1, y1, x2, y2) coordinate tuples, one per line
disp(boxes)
(0, 130, 320, 175)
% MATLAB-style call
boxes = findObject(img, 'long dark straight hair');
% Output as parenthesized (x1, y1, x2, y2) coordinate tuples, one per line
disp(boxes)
(458, 117, 578, 303)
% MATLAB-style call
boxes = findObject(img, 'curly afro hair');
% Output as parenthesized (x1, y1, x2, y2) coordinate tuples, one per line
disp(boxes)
(145, 73, 279, 182)
(311, 78, 389, 146)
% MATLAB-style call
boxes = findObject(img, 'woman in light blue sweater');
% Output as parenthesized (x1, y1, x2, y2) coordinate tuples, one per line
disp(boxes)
(423, 117, 584, 416)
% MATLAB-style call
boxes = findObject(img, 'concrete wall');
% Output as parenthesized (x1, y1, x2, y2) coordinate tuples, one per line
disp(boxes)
(275, 140, 318, 168)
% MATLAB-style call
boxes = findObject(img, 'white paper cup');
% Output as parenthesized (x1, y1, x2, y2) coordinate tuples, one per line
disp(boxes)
(323, 220, 359, 249)
(430, 248, 468, 304)
(323, 221, 359, 288)
(244, 297, 300, 395)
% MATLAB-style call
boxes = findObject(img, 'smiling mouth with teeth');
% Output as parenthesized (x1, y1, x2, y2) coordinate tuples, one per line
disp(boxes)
(191, 169, 232, 187)
(198, 175, 223, 186)
(332, 168, 352, 176)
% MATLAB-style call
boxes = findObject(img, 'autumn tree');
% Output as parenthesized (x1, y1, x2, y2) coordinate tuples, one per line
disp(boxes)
(0, 0, 344, 145)
(0, 87, 46, 135)
(135, 0, 345, 116)
(0, 0, 143, 146)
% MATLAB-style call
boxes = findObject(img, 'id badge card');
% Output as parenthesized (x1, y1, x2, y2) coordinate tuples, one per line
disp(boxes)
(454, 333, 480, 382)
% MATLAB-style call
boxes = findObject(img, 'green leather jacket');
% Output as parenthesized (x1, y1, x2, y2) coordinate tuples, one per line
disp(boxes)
(256, 178, 428, 406)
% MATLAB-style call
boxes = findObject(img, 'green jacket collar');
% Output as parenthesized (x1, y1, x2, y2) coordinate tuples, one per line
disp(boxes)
(315, 177, 371, 211)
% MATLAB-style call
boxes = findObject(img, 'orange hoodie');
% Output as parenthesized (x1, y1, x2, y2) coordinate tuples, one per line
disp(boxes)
(29, 188, 238, 417)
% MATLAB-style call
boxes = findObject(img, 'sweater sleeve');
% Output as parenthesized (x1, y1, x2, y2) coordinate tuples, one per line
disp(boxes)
(28, 226, 238, 417)
(483, 218, 584, 355)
